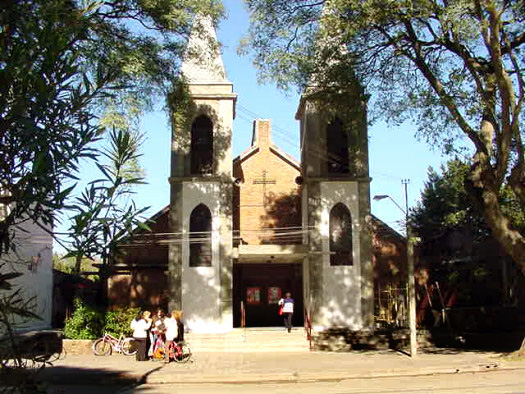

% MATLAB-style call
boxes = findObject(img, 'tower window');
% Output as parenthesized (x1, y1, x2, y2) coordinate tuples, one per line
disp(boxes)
(329, 203, 353, 266)
(191, 115, 213, 175)
(326, 118, 349, 174)
(189, 203, 212, 267)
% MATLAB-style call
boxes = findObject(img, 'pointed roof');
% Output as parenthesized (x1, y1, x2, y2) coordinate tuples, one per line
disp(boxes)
(234, 119, 300, 171)
(181, 15, 228, 83)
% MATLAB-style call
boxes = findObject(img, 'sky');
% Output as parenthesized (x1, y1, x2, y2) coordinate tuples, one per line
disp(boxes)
(57, 0, 448, 250)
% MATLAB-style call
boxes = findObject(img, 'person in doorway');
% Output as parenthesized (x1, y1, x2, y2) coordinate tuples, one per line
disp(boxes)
(278, 292, 294, 332)
(163, 310, 179, 363)
(130, 310, 152, 361)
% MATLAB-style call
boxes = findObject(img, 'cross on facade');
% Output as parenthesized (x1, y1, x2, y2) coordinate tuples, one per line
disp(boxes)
(252, 170, 276, 207)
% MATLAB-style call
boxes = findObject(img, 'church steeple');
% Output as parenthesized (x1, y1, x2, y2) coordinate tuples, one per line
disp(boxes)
(181, 15, 228, 83)
(168, 12, 236, 333)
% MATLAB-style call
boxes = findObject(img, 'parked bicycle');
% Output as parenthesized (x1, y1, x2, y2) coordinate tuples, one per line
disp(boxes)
(92, 333, 137, 356)
(166, 341, 191, 363)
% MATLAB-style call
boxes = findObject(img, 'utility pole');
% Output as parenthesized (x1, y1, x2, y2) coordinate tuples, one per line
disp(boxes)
(373, 180, 417, 357)
(402, 179, 417, 357)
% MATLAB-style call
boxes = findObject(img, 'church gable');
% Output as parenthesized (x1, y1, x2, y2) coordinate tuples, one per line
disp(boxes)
(233, 119, 301, 246)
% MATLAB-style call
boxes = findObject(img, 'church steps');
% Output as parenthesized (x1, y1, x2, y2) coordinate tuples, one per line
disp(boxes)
(185, 328, 311, 352)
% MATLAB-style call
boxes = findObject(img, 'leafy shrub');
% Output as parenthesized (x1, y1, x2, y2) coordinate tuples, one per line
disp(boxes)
(64, 298, 105, 339)
(104, 306, 140, 337)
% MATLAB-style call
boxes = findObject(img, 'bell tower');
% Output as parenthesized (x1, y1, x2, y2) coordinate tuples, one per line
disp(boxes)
(168, 15, 237, 332)
(296, 82, 374, 330)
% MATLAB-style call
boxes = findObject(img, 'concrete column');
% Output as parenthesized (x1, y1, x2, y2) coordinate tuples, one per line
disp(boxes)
(168, 183, 183, 312)
(358, 180, 374, 328)
(307, 182, 323, 327)
(219, 180, 233, 328)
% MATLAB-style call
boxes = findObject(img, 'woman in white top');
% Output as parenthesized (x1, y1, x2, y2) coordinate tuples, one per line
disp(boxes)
(130, 311, 152, 361)
(163, 310, 179, 363)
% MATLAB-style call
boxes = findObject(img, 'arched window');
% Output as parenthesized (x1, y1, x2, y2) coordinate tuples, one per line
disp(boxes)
(190, 115, 213, 175)
(326, 118, 349, 174)
(329, 203, 353, 266)
(189, 204, 212, 267)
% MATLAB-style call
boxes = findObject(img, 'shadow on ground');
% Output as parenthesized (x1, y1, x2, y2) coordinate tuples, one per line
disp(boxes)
(1, 364, 164, 393)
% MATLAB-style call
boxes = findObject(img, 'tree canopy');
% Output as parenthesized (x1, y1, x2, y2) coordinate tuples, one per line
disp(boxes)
(411, 159, 523, 308)
(241, 0, 525, 270)
(0, 0, 223, 337)
(0, 0, 223, 253)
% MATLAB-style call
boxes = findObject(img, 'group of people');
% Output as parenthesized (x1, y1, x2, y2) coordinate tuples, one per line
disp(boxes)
(130, 292, 294, 361)
(130, 308, 184, 362)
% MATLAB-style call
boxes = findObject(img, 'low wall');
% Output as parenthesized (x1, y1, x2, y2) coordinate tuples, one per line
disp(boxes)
(63, 339, 93, 355)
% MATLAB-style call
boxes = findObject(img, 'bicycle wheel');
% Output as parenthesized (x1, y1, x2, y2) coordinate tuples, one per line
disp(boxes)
(173, 343, 191, 363)
(92, 338, 112, 356)
(121, 338, 137, 356)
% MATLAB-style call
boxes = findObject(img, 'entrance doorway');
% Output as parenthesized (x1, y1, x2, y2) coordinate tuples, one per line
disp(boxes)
(233, 263, 303, 328)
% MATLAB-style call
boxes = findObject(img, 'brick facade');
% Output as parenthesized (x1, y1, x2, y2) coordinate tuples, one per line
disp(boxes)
(233, 120, 301, 245)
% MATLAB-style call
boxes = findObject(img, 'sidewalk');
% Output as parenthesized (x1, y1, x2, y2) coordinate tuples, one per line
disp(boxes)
(36, 347, 525, 387)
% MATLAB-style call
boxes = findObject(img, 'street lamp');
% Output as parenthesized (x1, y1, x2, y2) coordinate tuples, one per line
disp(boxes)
(373, 184, 417, 357)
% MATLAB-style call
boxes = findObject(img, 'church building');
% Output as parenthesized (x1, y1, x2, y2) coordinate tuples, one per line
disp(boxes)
(108, 16, 385, 334)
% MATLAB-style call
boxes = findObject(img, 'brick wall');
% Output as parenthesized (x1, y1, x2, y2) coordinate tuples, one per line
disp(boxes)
(234, 120, 301, 245)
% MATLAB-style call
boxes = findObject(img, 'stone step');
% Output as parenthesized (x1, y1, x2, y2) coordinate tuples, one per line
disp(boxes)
(185, 328, 311, 352)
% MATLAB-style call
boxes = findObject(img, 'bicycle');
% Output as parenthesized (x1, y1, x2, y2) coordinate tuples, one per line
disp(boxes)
(166, 341, 191, 363)
(92, 333, 137, 356)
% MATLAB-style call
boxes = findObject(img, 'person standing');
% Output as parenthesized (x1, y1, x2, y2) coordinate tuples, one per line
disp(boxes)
(150, 309, 166, 358)
(278, 292, 294, 333)
(163, 310, 179, 363)
(174, 310, 184, 344)
(130, 310, 152, 361)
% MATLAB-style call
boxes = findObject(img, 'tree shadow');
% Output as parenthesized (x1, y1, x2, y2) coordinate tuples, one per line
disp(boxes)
(258, 191, 302, 245)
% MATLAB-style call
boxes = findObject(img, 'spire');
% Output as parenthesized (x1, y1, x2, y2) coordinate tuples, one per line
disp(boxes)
(181, 14, 227, 83)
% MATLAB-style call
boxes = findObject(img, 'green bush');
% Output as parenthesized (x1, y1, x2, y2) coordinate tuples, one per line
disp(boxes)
(64, 298, 140, 339)
(64, 298, 105, 339)
(104, 306, 140, 337)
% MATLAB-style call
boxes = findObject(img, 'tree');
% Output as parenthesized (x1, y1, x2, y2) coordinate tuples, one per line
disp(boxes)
(241, 0, 525, 270)
(62, 128, 150, 276)
(411, 159, 524, 337)
(412, 160, 491, 245)
(0, 0, 223, 372)
(1, 0, 224, 280)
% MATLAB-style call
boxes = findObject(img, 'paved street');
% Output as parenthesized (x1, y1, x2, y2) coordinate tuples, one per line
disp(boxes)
(30, 347, 525, 393)
(125, 369, 525, 394)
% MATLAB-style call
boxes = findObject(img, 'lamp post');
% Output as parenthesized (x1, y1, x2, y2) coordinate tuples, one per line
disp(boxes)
(373, 181, 417, 357)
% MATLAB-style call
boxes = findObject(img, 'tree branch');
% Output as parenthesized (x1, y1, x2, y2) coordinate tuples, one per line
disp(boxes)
(402, 20, 484, 153)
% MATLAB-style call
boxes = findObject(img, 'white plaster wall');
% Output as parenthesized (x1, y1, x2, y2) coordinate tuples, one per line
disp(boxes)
(1, 220, 52, 333)
(317, 181, 363, 329)
(181, 181, 231, 333)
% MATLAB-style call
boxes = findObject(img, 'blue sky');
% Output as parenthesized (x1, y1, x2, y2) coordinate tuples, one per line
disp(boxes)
(131, 0, 446, 234)
(56, 0, 447, 250)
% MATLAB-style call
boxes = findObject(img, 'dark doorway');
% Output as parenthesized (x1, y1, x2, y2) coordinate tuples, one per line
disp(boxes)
(233, 263, 303, 328)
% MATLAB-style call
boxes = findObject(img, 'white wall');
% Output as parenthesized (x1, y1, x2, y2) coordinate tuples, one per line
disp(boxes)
(317, 181, 363, 330)
(181, 181, 231, 333)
